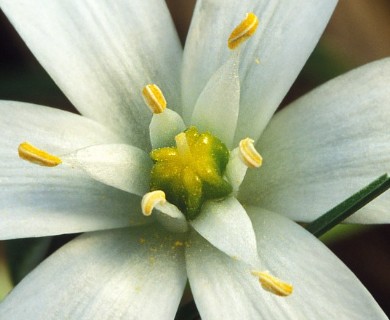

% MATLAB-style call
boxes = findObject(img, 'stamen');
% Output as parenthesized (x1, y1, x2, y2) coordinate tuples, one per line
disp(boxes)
(239, 138, 262, 168)
(251, 271, 293, 297)
(175, 132, 192, 159)
(142, 84, 167, 114)
(141, 190, 166, 216)
(228, 12, 259, 50)
(18, 142, 62, 167)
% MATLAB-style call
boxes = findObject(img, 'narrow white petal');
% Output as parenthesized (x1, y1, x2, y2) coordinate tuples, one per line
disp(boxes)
(155, 201, 189, 233)
(0, 165, 149, 240)
(190, 53, 240, 148)
(190, 197, 258, 266)
(186, 208, 386, 319)
(182, 0, 337, 144)
(69, 144, 152, 196)
(0, 101, 148, 239)
(150, 109, 186, 149)
(0, 101, 124, 153)
(1, 0, 182, 149)
(225, 148, 249, 192)
(0, 226, 187, 319)
(240, 58, 390, 223)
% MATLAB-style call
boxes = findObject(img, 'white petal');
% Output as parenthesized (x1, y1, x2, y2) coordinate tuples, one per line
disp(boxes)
(240, 58, 390, 223)
(1, 0, 182, 149)
(155, 201, 189, 233)
(185, 208, 386, 320)
(190, 197, 258, 266)
(150, 109, 186, 149)
(0, 101, 148, 239)
(249, 207, 387, 319)
(0, 226, 187, 319)
(225, 148, 249, 193)
(0, 101, 124, 152)
(190, 53, 240, 148)
(182, 0, 337, 144)
(68, 144, 152, 196)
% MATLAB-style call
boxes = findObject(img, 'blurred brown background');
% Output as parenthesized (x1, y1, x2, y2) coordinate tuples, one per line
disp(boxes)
(1, 0, 389, 316)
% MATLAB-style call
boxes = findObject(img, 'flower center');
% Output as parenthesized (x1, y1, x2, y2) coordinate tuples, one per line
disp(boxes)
(15, 11, 294, 298)
(149, 126, 232, 220)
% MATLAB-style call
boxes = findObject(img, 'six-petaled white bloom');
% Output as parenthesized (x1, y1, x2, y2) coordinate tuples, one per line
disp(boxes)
(0, 0, 389, 319)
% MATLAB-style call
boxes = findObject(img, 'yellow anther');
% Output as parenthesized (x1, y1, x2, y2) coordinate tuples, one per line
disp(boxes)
(18, 142, 62, 167)
(228, 12, 259, 50)
(239, 138, 262, 168)
(141, 190, 166, 216)
(142, 84, 167, 114)
(251, 271, 293, 297)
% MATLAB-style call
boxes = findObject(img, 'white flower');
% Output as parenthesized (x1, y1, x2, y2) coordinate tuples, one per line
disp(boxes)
(0, 0, 389, 319)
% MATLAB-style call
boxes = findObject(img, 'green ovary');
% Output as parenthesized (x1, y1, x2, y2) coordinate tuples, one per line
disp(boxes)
(150, 126, 232, 220)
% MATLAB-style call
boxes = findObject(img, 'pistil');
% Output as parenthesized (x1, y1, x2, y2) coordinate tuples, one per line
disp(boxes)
(149, 127, 232, 220)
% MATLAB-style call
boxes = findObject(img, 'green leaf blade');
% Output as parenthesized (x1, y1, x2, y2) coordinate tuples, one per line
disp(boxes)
(306, 174, 390, 237)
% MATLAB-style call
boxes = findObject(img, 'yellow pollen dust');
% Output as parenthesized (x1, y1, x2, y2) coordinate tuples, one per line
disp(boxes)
(142, 84, 167, 114)
(18, 142, 62, 167)
(228, 12, 259, 50)
(141, 190, 166, 216)
(251, 271, 293, 297)
(174, 241, 184, 247)
(239, 138, 262, 168)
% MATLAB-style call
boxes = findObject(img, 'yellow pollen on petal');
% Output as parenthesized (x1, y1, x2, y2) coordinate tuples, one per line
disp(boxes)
(18, 142, 62, 167)
(141, 190, 166, 216)
(228, 12, 259, 50)
(142, 84, 167, 114)
(174, 240, 184, 247)
(251, 271, 293, 297)
(239, 138, 262, 168)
